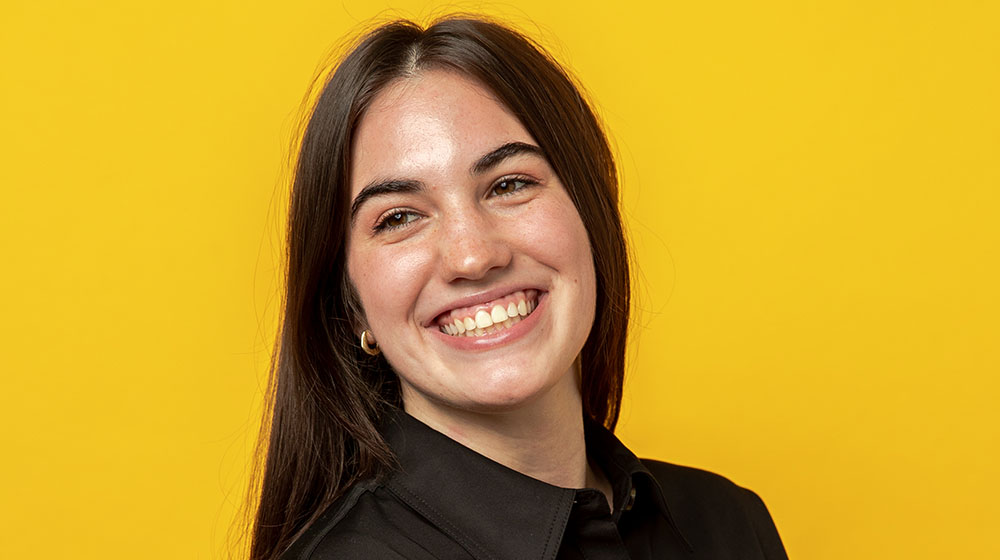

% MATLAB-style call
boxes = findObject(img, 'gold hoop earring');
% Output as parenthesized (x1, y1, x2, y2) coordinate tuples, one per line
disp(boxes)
(360, 330, 380, 356)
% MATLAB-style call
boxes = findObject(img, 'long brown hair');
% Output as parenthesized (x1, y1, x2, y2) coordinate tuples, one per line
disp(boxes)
(249, 15, 630, 559)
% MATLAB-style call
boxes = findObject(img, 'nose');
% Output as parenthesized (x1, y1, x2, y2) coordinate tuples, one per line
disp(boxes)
(438, 207, 512, 283)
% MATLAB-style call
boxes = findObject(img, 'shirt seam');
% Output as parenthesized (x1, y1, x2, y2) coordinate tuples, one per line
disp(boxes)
(540, 490, 574, 560)
(386, 479, 497, 560)
(293, 480, 379, 559)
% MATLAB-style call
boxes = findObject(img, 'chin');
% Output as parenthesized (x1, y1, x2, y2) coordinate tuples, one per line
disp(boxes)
(463, 389, 544, 412)
(396, 352, 580, 419)
(457, 365, 571, 413)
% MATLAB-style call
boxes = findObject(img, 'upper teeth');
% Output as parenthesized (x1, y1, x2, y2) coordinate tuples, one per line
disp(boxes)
(439, 295, 537, 337)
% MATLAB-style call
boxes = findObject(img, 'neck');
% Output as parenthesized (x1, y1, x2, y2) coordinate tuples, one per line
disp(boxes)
(404, 371, 607, 496)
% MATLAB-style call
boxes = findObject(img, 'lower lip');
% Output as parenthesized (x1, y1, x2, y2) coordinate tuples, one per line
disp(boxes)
(431, 293, 547, 351)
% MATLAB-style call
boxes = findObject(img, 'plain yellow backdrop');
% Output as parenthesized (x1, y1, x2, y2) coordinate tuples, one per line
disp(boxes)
(2, 0, 998, 558)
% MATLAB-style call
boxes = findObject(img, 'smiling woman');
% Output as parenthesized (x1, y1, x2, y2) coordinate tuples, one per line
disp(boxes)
(347, 70, 597, 420)
(250, 15, 787, 560)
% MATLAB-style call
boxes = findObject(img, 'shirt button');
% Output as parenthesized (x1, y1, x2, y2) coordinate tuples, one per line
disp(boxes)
(622, 487, 637, 512)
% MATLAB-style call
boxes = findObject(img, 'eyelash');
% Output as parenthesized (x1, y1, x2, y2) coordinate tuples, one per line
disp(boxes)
(373, 207, 421, 232)
(371, 175, 539, 233)
(490, 174, 538, 197)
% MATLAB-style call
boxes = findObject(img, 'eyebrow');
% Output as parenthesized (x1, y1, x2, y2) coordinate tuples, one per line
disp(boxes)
(470, 141, 544, 176)
(350, 142, 545, 222)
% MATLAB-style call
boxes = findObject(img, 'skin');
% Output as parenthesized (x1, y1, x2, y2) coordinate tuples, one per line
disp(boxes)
(346, 69, 610, 498)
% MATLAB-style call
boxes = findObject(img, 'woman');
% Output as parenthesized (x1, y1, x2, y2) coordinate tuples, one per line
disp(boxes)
(250, 15, 788, 560)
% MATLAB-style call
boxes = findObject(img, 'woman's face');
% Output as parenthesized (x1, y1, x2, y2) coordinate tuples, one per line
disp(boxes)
(346, 69, 596, 419)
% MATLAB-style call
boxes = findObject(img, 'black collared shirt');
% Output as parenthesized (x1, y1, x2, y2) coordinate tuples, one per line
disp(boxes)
(282, 412, 788, 559)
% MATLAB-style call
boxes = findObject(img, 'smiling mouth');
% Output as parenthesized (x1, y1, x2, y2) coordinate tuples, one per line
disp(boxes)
(436, 289, 540, 337)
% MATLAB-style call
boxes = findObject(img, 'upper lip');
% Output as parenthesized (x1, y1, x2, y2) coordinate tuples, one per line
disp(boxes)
(423, 284, 544, 327)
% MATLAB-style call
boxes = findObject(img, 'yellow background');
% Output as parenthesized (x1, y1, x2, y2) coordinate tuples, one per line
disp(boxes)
(3, 1, 997, 558)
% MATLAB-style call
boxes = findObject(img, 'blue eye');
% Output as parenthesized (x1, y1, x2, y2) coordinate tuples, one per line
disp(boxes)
(374, 209, 420, 232)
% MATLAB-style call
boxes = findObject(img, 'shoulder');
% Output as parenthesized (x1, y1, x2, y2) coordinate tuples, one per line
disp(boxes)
(641, 459, 788, 559)
(279, 481, 411, 560)
(279, 478, 460, 560)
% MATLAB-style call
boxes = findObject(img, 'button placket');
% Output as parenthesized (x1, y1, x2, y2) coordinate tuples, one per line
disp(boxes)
(621, 487, 636, 512)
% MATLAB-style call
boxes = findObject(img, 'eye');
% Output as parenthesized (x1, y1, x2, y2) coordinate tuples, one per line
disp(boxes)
(491, 176, 536, 197)
(373, 209, 421, 232)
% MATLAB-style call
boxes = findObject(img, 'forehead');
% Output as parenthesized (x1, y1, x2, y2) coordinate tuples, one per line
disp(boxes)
(350, 70, 535, 194)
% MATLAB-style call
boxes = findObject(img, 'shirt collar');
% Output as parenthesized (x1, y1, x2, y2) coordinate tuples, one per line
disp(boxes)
(583, 416, 694, 551)
(381, 410, 691, 559)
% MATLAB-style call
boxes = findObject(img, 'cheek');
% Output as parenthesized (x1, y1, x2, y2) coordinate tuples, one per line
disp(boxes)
(520, 196, 598, 337)
(347, 241, 434, 327)
(517, 196, 594, 273)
